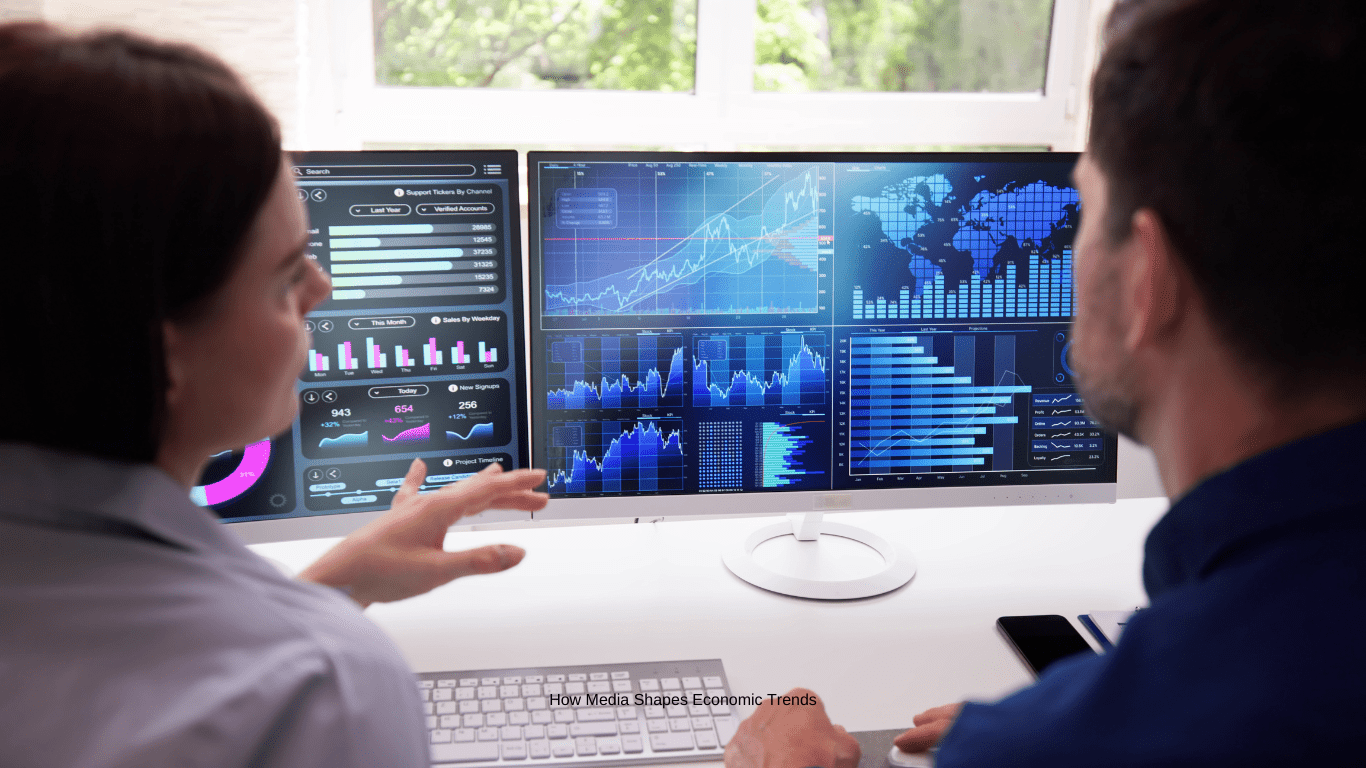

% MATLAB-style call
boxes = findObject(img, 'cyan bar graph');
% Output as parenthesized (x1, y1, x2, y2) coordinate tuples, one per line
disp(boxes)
(849, 334, 1030, 474)
(852, 248, 1073, 320)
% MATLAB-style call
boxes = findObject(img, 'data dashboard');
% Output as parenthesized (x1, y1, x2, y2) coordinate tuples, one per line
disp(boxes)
(197, 151, 529, 523)
(527, 153, 1115, 499)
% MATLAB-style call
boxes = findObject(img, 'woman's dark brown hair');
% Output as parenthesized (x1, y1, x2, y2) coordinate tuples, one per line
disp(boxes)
(0, 22, 281, 461)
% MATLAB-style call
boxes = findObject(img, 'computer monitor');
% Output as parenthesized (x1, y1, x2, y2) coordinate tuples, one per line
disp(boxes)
(200, 150, 531, 543)
(526, 151, 1118, 598)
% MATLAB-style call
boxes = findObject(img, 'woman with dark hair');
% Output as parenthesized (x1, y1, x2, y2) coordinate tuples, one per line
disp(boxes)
(0, 22, 547, 767)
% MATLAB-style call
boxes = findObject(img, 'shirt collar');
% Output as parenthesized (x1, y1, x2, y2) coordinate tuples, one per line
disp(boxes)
(1142, 418, 1366, 598)
(0, 443, 244, 555)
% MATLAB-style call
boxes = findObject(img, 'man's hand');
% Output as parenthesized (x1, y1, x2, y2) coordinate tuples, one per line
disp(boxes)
(299, 459, 548, 607)
(892, 703, 962, 754)
(724, 688, 859, 768)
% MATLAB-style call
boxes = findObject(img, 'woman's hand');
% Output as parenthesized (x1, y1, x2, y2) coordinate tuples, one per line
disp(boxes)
(298, 459, 548, 607)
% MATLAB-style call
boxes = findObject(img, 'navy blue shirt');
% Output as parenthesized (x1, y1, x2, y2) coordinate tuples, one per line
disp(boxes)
(938, 419, 1366, 766)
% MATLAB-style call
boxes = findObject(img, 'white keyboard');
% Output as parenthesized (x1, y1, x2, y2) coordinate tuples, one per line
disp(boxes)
(418, 659, 739, 767)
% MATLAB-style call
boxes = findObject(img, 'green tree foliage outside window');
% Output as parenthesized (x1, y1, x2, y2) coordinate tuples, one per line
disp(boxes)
(755, 0, 1054, 92)
(373, 0, 697, 91)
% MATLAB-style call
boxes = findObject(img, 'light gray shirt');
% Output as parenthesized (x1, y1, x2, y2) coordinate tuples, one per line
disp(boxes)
(0, 444, 429, 768)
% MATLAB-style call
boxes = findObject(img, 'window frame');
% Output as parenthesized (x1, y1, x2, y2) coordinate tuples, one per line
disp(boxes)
(300, 0, 1104, 152)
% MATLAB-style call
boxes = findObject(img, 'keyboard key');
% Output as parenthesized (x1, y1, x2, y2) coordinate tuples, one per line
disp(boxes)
(528, 740, 551, 759)
(426, 716, 438, 729)
(440, 715, 460, 728)
(525, 676, 544, 684)
(619, 720, 641, 734)
(430, 742, 500, 764)
(650, 732, 695, 751)
(431, 729, 452, 744)
(639, 679, 659, 691)
(568, 674, 588, 682)
(661, 678, 681, 690)
(526, 697, 547, 710)
(575, 736, 597, 756)
(612, 680, 632, 693)
(546, 723, 569, 739)
(531, 711, 552, 724)
(504, 676, 522, 685)
(682, 677, 702, 689)
(565, 682, 585, 695)
(587, 681, 611, 694)
(714, 715, 739, 746)
(437, 702, 457, 715)
(476, 727, 499, 742)
(502, 741, 527, 760)
(695, 730, 719, 749)
(577, 708, 616, 722)
(550, 741, 574, 758)
(643, 706, 666, 719)
(542, 683, 563, 696)
(501, 725, 522, 740)
(458, 700, 479, 714)
(711, 702, 731, 716)
(546, 675, 565, 684)
(646, 719, 668, 733)
(622, 734, 644, 754)
(477, 686, 497, 700)
(433, 688, 453, 702)
(424, 703, 434, 716)
(421, 690, 431, 702)
(438, 680, 457, 688)
(420, 680, 436, 689)
(553, 710, 575, 724)
(505, 698, 525, 712)
(524, 724, 546, 740)
(665, 705, 687, 718)
(703, 677, 723, 688)
(570, 722, 619, 737)
(669, 717, 691, 731)
(705, 688, 727, 699)
(454, 729, 475, 743)
(500, 685, 520, 698)
(692, 717, 714, 730)
(459, 679, 478, 687)
(589, 672, 609, 681)
(616, 706, 637, 720)
(509, 711, 530, 725)
(611, 671, 630, 680)
(480, 700, 502, 713)
(481, 678, 499, 686)
(688, 704, 709, 717)
(485, 713, 507, 727)
(597, 737, 622, 755)
(455, 688, 474, 701)
(462, 714, 484, 728)
(521, 684, 542, 697)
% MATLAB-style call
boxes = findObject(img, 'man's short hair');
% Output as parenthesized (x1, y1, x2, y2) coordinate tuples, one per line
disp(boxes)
(1089, 0, 1366, 390)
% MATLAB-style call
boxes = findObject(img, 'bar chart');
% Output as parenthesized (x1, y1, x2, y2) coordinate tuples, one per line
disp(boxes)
(848, 333, 1030, 474)
(323, 221, 503, 303)
(852, 249, 1073, 320)
(304, 311, 508, 381)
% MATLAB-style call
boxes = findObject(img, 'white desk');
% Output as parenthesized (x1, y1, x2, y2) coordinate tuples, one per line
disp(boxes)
(250, 498, 1167, 735)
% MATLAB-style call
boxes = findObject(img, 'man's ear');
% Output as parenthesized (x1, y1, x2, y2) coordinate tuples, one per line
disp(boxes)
(1123, 208, 1187, 352)
(161, 320, 186, 412)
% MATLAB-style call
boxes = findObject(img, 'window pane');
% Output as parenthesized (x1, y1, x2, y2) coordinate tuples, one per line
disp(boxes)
(755, 0, 1054, 93)
(374, 0, 697, 91)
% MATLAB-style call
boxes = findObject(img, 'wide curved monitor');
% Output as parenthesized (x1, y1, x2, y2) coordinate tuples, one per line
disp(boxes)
(525, 151, 1117, 532)
(201, 150, 531, 543)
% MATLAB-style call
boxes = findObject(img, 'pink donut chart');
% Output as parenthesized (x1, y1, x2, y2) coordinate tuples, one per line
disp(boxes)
(191, 435, 296, 518)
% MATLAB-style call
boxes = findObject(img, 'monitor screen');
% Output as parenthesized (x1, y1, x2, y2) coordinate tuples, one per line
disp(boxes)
(526, 152, 1116, 519)
(201, 150, 530, 539)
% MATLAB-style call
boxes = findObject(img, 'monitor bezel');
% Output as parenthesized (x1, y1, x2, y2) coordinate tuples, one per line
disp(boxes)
(524, 150, 1114, 521)
(225, 149, 533, 542)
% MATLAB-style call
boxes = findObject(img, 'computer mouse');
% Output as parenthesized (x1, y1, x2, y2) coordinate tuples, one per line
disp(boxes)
(886, 745, 936, 768)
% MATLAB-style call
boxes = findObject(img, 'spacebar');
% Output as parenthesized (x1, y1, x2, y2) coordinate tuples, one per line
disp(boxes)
(431, 742, 501, 763)
(650, 733, 695, 752)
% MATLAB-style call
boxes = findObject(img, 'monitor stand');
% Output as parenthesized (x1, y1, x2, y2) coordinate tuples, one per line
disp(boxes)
(722, 511, 916, 600)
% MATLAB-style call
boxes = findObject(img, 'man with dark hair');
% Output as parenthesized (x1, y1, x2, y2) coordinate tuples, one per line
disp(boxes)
(724, 1, 1366, 765)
